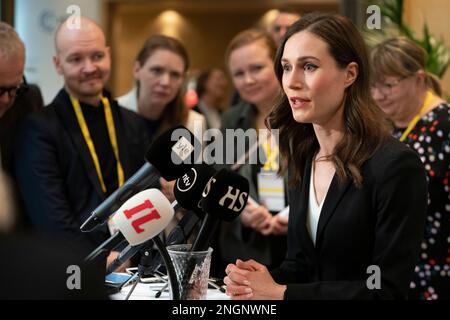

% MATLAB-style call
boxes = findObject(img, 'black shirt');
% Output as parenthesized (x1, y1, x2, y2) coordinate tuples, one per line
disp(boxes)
(80, 100, 118, 196)
(143, 117, 161, 140)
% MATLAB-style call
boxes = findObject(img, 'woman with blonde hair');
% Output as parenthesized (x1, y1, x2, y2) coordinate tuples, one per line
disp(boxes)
(371, 37, 449, 300)
(214, 29, 288, 277)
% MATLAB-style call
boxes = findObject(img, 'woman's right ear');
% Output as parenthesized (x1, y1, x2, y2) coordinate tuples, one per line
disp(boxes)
(133, 61, 141, 78)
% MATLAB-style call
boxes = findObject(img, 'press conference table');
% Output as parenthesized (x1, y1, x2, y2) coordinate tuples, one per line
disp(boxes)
(110, 281, 229, 300)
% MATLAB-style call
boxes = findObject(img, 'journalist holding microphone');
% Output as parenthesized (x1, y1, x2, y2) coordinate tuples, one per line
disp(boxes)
(224, 13, 428, 300)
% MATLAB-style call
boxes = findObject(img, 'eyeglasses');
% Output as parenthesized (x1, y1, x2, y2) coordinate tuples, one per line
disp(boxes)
(370, 76, 408, 96)
(0, 77, 28, 99)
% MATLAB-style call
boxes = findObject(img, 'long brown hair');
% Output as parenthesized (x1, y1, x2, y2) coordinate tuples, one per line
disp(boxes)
(268, 13, 390, 187)
(135, 35, 189, 134)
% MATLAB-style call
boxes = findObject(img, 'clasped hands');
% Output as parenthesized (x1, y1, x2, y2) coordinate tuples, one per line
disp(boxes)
(224, 259, 286, 300)
(240, 203, 288, 236)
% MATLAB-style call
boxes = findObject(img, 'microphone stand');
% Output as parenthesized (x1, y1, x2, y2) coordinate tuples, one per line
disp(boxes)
(109, 210, 201, 299)
(124, 236, 180, 300)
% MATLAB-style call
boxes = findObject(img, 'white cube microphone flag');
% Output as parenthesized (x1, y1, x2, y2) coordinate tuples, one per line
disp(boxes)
(84, 189, 174, 264)
(112, 189, 174, 246)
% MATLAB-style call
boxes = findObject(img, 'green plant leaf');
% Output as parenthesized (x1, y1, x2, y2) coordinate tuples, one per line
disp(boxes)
(365, 0, 449, 84)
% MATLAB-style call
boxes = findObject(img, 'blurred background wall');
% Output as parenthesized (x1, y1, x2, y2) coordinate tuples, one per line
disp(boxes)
(1, 0, 448, 104)
(106, 0, 338, 97)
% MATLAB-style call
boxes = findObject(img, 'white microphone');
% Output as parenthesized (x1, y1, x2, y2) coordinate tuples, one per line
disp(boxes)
(85, 189, 174, 263)
(112, 189, 174, 246)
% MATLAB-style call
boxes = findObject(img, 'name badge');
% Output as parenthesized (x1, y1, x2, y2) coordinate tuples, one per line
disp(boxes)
(257, 171, 285, 212)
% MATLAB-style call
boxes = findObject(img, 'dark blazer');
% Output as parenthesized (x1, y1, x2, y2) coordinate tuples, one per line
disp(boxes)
(15, 89, 150, 252)
(0, 234, 107, 299)
(0, 84, 44, 231)
(0, 84, 44, 176)
(271, 137, 427, 299)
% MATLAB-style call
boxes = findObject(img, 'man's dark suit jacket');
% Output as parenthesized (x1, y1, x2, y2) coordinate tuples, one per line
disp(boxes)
(0, 84, 44, 230)
(14, 89, 150, 252)
(271, 137, 427, 299)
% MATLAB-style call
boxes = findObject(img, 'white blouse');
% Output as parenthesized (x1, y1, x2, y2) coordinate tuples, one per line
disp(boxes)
(306, 162, 334, 246)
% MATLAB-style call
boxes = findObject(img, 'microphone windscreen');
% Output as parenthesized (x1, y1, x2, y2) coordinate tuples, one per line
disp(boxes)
(173, 164, 216, 217)
(200, 169, 249, 222)
(112, 189, 174, 246)
(145, 125, 202, 181)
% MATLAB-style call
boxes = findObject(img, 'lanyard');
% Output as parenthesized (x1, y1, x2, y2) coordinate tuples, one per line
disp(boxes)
(256, 122, 279, 172)
(70, 95, 124, 193)
(261, 137, 279, 172)
(399, 90, 433, 142)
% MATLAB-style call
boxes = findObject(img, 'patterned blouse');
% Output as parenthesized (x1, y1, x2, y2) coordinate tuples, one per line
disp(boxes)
(393, 103, 450, 300)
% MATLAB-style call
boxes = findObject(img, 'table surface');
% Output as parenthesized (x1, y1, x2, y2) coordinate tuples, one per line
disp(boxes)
(110, 280, 229, 300)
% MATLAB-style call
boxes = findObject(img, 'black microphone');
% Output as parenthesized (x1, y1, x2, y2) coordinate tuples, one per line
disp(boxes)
(178, 169, 249, 299)
(84, 232, 126, 264)
(192, 168, 249, 252)
(81, 125, 200, 232)
(173, 163, 217, 218)
(106, 163, 215, 274)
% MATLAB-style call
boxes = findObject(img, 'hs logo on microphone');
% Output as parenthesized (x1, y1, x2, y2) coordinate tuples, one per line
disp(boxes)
(202, 177, 248, 213)
(219, 187, 247, 212)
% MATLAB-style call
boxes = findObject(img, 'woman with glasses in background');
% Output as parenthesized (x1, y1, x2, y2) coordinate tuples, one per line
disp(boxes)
(371, 37, 449, 300)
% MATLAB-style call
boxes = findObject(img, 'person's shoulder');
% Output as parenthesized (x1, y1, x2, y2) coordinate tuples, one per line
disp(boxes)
(15, 105, 61, 147)
(116, 88, 137, 113)
(17, 89, 72, 137)
(116, 104, 147, 128)
(432, 101, 450, 112)
(428, 102, 450, 127)
(225, 100, 251, 115)
(366, 136, 423, 176)
(14, 84, 44, 112)
(21, 101, 57, 125)
(187, 109, 206, 123)
(28, 88, 70, 120)
(222, 100, 252, 124)
(372, 136, 418, 162)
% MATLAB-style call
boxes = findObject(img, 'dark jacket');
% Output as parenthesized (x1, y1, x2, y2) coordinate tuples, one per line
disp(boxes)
(271, 137, 427, 299)
(15, 89, 150, 252)
(0, 84, 44, 231)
